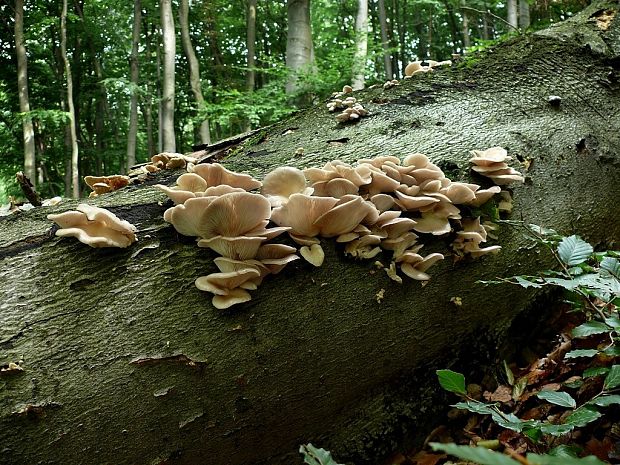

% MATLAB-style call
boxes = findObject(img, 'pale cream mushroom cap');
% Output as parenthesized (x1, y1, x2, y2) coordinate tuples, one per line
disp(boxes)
(412, 212, 452, 235)
(199, 192, 271, 238)
(190, 163, 262, 190)
(370, 194, 396, 212)
(313, 195, 378, 237)
(176, 173, 209, 192)
(261, 167, 308, 199)
(155, 184, 197, 205)
(195, 267, 261, 295)
(163, 197, 219, 237)
(197, 235, 267, 260)
(47, 204, 137, 248)
(211, 289, 253, 310)
(404, 61, 423, 77)
(204, 185, 247, 196)
(394, 191, 440, 210)
(312, 178, 359, 198)
(403, 153, 429, 167)
(357, 156, 401, 167)
(469, 147, 510, 165)
(300, 243, 325, 267)
(271, 194, 338, 238)
(467, 186, 501, 206)
(444, 182, 477, 204)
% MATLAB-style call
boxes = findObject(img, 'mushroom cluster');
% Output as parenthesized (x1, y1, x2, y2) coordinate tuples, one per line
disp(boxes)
(143, 152, 198, 174)
(404, 59, 452, 77)
(85, 175, 130, 197)
(155, 147, 517, 308)
(383, 79, 400, 89)
(469, 147, 525, 185)
(326, 96, 369, 123)
(47, 204, 137, 248)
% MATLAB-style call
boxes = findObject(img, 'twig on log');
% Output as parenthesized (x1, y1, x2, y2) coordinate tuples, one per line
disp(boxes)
(461, 6, 521, 34)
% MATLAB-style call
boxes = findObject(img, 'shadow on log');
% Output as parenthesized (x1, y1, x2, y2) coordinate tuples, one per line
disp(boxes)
(1, 3, 620, 464)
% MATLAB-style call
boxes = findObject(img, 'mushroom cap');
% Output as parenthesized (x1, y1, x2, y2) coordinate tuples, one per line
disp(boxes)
(412, 212, 452, 235)
(469, 147, 510, 165)
(261, 167, 308, 198)
(312, 178, 359, 198)
(47, 204, 137, 248)
(403, 153, 429, 168)
(404, 61, 423, 76)
(300, 243, 325, 267)
(197, 235, 267, 260)
(190, 163, 262, 190)
(444, 182, 477, 204)
(271, 194, 338, 238)
(313, 195, 378, 237)
(176, 173, 209, 193)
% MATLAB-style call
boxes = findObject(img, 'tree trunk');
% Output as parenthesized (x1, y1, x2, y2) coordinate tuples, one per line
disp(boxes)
(285, 0, 314, 94)
(160, 0, 176, 153)
(519, 0, 530, 29)
(14, 0, 36, 187)
(1, 3, 620, 465)
(507, 0, 518, 29)
(61, 0, 80, 198)
(377, 0, 393, 79)
(179, 0, 211, 146)
(461, 1, 471, 50)
(352, 0, 368, 90)
(245, 0, 257, 132)
(127, 0, 142, 171)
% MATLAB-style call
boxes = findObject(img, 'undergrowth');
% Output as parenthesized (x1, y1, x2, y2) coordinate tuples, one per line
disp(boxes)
(299, 225, 620, 465)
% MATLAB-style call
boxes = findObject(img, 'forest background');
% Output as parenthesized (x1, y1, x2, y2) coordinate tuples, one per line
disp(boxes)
(1, 0, 588, 205)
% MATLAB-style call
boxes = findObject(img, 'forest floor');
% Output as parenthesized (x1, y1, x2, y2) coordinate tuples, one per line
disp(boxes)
(381, 299, 620, 465)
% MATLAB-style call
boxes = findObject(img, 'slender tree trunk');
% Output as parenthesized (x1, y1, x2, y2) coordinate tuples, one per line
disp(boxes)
(507, 0, 518, 29)
(245, 0, 257, 132)
(285, 0, 314, 95)
(14, 0, 36, 186)
(143, 22, 156, 158)
(377, 0, 392, 79)
(461, 1, 471, 50)
(179, 0, 210, 146)
(519, 0, 530, 29)
(442, 0, 462, 54)
(61, 0, 79, 198)
(156, 32, 163, 154)
(160, 0, 176, 153)
(414, 6, 427, 60)
(127, 0, 142, 170)
(351, 0, 368, 90)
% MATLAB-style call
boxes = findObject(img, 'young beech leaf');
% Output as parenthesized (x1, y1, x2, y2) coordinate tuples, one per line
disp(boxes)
(557, 235, 593, 266)
(603, 365, 620, 390)
(572, 321, 611, 338)
(565, 406, 602, 427)
(430, 443, 521, 465)
(588, 394, 620, 407)
(436, 369, 466, 395)
(582, 367, 609, 378)
(299, 444, 343, 465)
(565, 349, 599, 359)
(600, 257, 620, 278)
(536, 390, 576, 408)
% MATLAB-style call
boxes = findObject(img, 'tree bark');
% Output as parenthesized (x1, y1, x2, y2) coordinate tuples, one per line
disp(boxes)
(127, 0, 142, 170)
(285, 0, 314, 94)
(61, 0, 80, 198)
(352, 0, 368, 90)
(1, 3, 620, 465)
(179, 0, 211, 146)
(160, 0, 176, 153)
(461, 1, 471, 50)
(377, 0, 393, 79)
(14, 0, 36, 188)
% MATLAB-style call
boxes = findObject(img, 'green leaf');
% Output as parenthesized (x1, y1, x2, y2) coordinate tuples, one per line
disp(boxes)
(564, 349, 599, 359)
(537, 390, 576, 408)
(558, 236, 593, 266)
(572, 321, 610, 338)
(527, 453, 607, 465)
(564, 406, 602, 427)
(436, 369, 467, 395)
(603, 345, 620, 356)
(430, 443, 521, 465)
(600, 257, 620, 278)
(514, 276, 544, 288)
(604, 316, 620, 329)
(603, 365, 620, 390)
(588, 394, 620, 407)
(548, 444, 581, 458)
(452, 400, 496, 415)
(503, 360, 515, 385)
(299, 444, 343, 465)
(583, 367, 609, 378)
(538, 423, 575, 436)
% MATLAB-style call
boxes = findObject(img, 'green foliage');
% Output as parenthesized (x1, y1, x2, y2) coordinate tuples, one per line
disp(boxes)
(536, 390, 576, 409)
(430, 443, 521, 465)
(299, 444, 343, 465)
(436, 369, 467, 395)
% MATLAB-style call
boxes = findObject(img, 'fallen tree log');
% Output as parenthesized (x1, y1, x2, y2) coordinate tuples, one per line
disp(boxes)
(1, 3, 620, 464)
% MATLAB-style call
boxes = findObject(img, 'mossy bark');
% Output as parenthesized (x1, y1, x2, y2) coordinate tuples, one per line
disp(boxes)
(2, 4, 620, 465)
